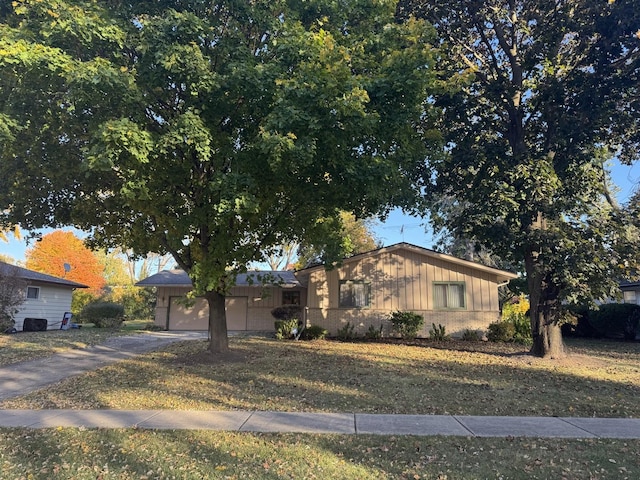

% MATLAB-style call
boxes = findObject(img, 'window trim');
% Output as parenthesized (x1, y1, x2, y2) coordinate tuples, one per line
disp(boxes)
(339, 280, 371, 309)
(26, 286, 40, 300)
(432, 281, 467, 310)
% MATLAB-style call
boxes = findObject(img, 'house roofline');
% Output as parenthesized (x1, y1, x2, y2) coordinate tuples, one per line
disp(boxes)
(136, 269, 302, 288)
(0, 261, 89, 289)
(296, 242, 519, 281)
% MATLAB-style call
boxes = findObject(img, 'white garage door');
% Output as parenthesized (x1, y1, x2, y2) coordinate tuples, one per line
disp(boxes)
(169, 296, 248, 331)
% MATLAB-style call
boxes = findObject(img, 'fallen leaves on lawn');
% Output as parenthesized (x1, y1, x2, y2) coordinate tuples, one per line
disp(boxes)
(1, 337, 639, 418)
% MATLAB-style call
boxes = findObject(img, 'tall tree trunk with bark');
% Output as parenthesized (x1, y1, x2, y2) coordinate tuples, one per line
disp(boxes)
(205, 290, 229, 354)
(524, 216, 565, 358)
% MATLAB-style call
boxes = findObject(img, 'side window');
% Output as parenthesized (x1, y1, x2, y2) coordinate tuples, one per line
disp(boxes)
(339, 281, 371, 308)
(26, 286, 40, 300)
(433, 282, 466, 309)
(623, 291, 637, 304)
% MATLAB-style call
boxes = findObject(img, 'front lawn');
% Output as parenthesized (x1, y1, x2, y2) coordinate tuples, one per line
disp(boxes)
(2, 336, 638, 418)
(2, 336, 639, 478)
(0, 429, 639, 480)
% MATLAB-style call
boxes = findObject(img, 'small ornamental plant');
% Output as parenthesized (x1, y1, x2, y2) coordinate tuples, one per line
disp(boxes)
(389, 311, 424, 340)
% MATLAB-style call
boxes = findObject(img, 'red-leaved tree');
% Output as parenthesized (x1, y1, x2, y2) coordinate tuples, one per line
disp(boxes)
(25, 231, 106, 295)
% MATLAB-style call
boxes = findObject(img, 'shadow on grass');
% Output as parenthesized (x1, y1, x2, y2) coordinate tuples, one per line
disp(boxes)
(4, 336, 638, 419)
(1, 428, 639, 479)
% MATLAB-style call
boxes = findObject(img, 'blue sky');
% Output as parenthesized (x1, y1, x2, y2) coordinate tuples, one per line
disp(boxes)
(1, 160, 638, 264)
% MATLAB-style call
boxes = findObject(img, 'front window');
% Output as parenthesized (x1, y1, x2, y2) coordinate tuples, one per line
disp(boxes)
(433, 282, 466, 309)
(282, 291, 301, 305)
(339, 280, 371, 308)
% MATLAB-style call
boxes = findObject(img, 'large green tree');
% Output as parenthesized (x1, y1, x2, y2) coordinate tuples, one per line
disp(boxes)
(398, 0, 640, 357)
(0, 0, 441, 352)
(294, 211, 381, 269)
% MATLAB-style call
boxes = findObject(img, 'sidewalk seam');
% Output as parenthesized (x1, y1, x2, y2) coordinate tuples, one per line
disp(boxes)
(238, 411, 255, 432)
(558, 417, 601, 438)
(451, 415, 477, 437)
(137, 410, 163, 428)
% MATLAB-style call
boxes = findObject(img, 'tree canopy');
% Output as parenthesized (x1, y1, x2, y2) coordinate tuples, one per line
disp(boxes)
(25, 230, 106, 294)
(294, 211, 381, 269)
(398, 0, 640, 356)
(0, 0, 441, 352)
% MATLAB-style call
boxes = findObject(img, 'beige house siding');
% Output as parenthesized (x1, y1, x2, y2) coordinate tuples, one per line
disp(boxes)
(307, 308, 499, 338)
(153, 286, 306, 331)
(302, 246, 511, 337)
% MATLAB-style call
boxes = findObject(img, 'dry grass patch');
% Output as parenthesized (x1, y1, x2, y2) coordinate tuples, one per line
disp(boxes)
(2, 337, 638, 417)
(1, 429, 639, 479)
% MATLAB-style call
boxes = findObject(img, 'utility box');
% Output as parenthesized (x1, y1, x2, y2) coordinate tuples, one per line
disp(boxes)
(22, 318, 47, 332)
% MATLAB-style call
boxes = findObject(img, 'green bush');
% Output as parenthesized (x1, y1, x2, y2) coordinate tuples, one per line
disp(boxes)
(562, 305, 600, 338)
(71, 290, 99, 320)
(389, 311, 424, 340)
(461, 329, 481, 342)
(336, 322, 357, 341)
(589, 303, 640, 339)
(115, 286, 156, 321)
(429, 323, 450, 341)
(274, 319, 298, 340)
(143, 322, 163, 331)
(271, 305, 302, 322)
(301, 325, 328, 340)
(487, 321, 515, 342)
(80, 302, 125, 329)
(364, 324, 383, 340)
(626, 309, 640, 341)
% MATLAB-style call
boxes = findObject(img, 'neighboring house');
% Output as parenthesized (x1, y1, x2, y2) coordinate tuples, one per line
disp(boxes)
(296, 243, 518, 337)
(138, 243, 518, 336)
(619, 281, 640, 305)
(136, 270, 306, 331)
(0, 262, 87, 331)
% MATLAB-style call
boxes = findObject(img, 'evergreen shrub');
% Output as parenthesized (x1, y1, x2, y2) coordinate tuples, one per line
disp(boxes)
(487, 321, 515, 342)
(81, 302, 125, 328)
(389, 311, 424, 340)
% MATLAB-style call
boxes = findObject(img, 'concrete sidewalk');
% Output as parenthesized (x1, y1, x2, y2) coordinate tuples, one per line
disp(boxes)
(0, 409, 639, 438)
(0, 331, 207, 401)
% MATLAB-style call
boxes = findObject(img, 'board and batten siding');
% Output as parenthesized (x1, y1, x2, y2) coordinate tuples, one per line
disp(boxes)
(14, 285, 74, 331)
(154, 285, 306, 331)
(318, 249, 499, 311)
(304, 247, 505, 337)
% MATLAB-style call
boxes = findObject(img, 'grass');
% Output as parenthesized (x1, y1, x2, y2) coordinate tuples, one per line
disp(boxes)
(0, 429, 639, 479)
(1, 336, 638, 418)
(1, 334, 639, 478)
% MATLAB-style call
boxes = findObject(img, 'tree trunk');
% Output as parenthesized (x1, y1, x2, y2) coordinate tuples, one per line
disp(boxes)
(204, 290, 229, 354)
(525, 246, 565, 358)
(530, 311, 564, 358)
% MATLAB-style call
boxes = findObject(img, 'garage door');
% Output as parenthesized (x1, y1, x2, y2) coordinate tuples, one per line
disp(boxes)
(168, 296, 248, 331)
